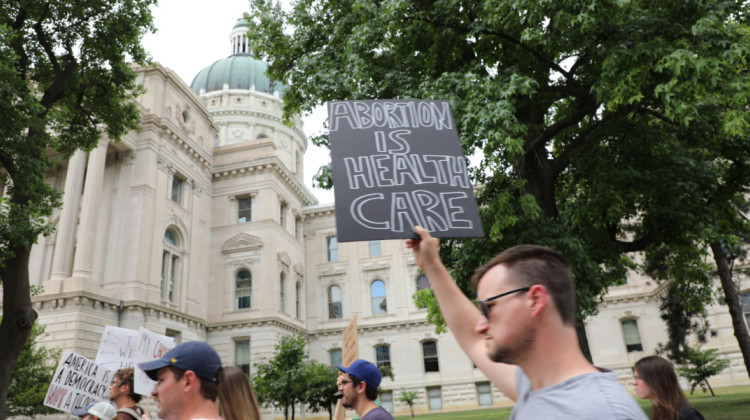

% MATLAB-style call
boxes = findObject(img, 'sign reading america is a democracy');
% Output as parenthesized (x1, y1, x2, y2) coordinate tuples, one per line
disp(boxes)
(328, 99, 483, 242)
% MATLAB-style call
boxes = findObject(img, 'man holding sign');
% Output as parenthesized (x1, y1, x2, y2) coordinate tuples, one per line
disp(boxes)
(137, 341, 222, 420)
(406, 227, 646, 419)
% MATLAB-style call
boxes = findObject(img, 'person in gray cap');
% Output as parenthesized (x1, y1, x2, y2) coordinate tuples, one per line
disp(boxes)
(72, 401, 117, 420)
(137, 341, 223, 420)
(336, 359, 394, 420)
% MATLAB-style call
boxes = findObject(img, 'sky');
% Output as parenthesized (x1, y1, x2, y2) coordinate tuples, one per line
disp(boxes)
(140, 0, 334, 204)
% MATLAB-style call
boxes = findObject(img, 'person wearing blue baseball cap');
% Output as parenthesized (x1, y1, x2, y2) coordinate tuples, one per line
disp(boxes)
(137, 341, 223, 420)
(336, 359, 394, 420)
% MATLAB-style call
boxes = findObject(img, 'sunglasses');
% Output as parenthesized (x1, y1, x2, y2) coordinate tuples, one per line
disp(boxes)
(478, 287, 531, 318)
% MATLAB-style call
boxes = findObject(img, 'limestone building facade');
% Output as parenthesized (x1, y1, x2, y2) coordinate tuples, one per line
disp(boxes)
(7, 20, 750, 419)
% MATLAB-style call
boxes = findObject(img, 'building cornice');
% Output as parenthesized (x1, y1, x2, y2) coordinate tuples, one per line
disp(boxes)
(212, 156, 317, 206)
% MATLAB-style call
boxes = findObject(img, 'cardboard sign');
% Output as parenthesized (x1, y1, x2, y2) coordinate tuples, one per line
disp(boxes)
(94, 326, 138, 370)
(133, 328, 175, 395)
(328, 99, 484, 242)
(44, 350, 114, 414)
(342, 315, 358, 366)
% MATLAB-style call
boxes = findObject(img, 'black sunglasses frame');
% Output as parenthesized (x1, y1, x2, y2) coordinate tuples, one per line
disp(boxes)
(478, 287, 531, 318)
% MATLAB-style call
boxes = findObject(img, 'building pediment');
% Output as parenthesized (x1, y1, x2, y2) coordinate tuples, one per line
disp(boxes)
(222, 233, 264, 254)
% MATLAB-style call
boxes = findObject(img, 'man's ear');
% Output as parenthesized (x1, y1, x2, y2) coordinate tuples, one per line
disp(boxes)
(183, 370, 198, 392)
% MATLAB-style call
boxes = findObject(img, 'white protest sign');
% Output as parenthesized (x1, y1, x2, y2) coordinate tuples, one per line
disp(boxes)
(134, 327, 175, 395)
(94, 326, 138, 370)
(44, 350, 113, 414)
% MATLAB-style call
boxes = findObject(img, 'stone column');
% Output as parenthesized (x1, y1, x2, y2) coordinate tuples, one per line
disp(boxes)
(48, 149, 87, 289)
(70, 138, 109, 288)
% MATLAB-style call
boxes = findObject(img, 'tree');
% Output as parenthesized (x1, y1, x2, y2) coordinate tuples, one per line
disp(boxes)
(6, 319, 61, 418)
(0, 1, 154, 417)
(303, 362, 339, 420)
(677, 346, 730, 396)
(244, 0, 750, 364)
(397, 390, 418, 418)
(253, 334, 310, 420)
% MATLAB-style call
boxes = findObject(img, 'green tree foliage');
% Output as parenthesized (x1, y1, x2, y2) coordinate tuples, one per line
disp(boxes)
(6, 320, 61, 418)
(253, 334, 311, 420)
(244, 0, 750, 363)
(0, 0, 154, 416)
(677, 347, 730, 396)
(397, 390, 418, 418)
(303, 362, 339, 420)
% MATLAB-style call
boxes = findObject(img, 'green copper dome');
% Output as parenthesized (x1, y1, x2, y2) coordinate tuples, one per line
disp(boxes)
(190, 54, 285, 97)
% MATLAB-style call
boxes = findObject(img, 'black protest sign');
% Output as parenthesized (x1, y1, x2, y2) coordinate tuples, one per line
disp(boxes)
(328, 99, 483, 242)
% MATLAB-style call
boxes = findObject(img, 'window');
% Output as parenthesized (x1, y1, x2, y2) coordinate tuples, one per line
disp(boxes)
(237, 197, 252, 223)
(327, 236, 338, 262)
(328, 285, 342, 319)
(161, 229, 180, 302)
(280, 272, 286, 312)
(477, 383, 492, 406)
(171, 175, 183, 204)
(621, 319, 643, 352)
(295, 217, 302, 239)
(296, 281, 302, 318)
(371, 280, 387, 315)
(165, 328, 181, 345)
(369, 240, 381, 257)
(235, 269, 252, 309)
(375, 345, 391, 368)
(330, 349, 342, 367)
(742, 293, 750, 330)
(416, 274, 431, 291)
(427, 387, 442, 410)
(295, 151, 301, 175)
(380, 391, 393, 413)
(422, 341, 439, 372)
(280, 202, 287, 228)
(235, 339, 250, 375)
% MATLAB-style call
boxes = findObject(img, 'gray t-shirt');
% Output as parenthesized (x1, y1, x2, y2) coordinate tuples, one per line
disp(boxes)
(361, 406, 394, 420)
(511, 367, 647, 419)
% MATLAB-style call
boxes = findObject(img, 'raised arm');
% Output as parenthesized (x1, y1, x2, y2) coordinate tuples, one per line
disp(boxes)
(406, 226, 518, 400)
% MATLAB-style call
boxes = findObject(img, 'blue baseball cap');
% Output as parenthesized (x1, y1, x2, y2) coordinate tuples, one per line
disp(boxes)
(137, 341, 222, 383)
(337, 359, 382, 390)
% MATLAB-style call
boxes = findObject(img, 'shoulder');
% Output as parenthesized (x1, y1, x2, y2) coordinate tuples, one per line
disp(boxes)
(513, 370, 647, 420)
(679, 401, 705, 420)
(361, 407, 394, 420)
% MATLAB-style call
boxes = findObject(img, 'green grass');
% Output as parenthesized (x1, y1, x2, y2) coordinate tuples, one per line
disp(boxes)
(394, 385, 750, 420)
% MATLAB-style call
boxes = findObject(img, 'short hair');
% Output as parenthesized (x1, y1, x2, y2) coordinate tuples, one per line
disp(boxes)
(166, 366, 219, 402)
(217, 366, 261, 420)
(634, 356, 688, 419)
(350, 374, 378, 401)
(114, 368, 142, 403)
(471, 244, 576, 325)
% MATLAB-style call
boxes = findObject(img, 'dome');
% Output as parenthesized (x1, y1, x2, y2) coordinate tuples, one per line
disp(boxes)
(233, 18, 249, 29)
(190, 54, 285, 97)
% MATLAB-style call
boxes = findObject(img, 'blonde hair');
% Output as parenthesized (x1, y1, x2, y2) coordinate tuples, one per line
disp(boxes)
(217, 366, 261, 420)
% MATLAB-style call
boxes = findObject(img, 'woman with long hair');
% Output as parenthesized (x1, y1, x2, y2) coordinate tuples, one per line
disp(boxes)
(632, 356, 704, 420)
(217, 366, 262, 420)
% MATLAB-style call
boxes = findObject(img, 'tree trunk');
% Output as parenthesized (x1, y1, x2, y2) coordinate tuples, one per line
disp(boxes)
(577, 319, 593, 363)
(710, 242, 750, 381)
(704, 379, 715, 397)
(0, 245, 38, 420)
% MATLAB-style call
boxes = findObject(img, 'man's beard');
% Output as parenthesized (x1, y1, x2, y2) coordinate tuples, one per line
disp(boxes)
(487, 327, 535, 365)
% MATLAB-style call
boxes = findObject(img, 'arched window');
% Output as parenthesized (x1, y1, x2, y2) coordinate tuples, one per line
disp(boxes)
(416, 274, 431, 291)
(280, 272, 286, 312)
(235, 269, 252, 309)
(328, 285, 342, 319)
(295, 281, 302, 318)
(371, 280, 387, 315)
(161, 229, 180, 302)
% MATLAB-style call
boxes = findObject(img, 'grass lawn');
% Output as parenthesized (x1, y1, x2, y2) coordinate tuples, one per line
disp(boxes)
(394, 385, 750, 419)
